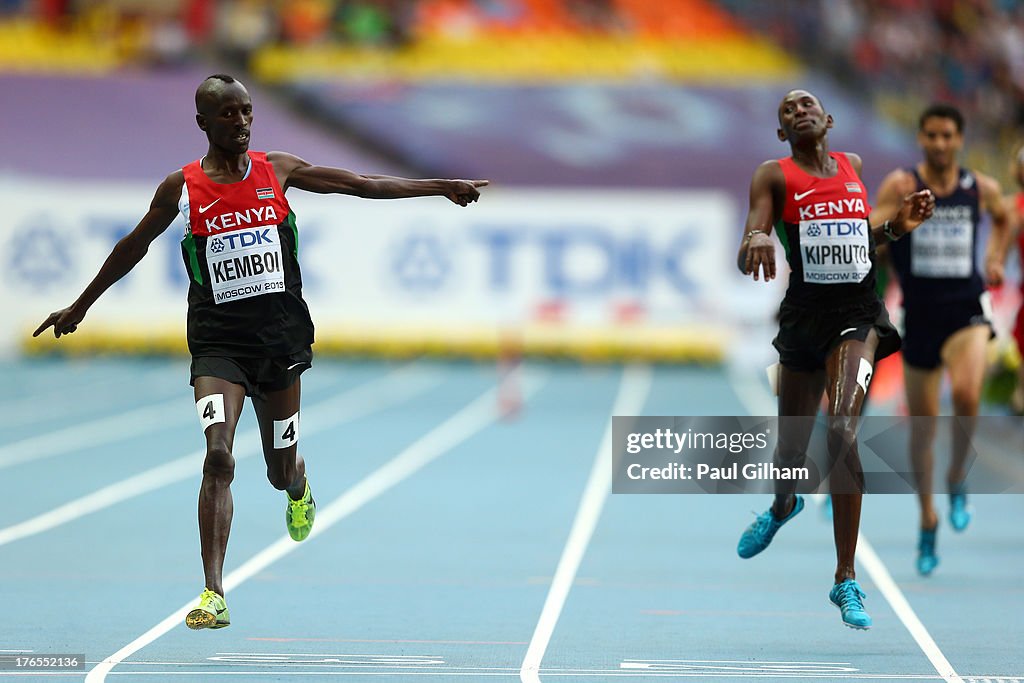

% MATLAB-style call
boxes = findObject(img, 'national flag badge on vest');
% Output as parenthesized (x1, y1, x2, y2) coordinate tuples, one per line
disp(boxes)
(256, 187, 275, 200)
(845, 182, 862, 193)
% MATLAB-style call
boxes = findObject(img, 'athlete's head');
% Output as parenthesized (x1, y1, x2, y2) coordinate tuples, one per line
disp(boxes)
(195, 74, 252, 155)
(917, 103, 963, 171)
(777, 89, 832, 144)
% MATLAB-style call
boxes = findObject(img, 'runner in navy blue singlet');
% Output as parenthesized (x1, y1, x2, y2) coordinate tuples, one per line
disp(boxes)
(34, 74, 489, 630)
(736, 89, 934, 629)
(874, 104, 1012, 577)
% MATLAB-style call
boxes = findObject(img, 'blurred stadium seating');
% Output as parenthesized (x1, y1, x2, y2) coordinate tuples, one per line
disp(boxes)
(4, 1, 1021, 179)
(718, 0, 1024, 182)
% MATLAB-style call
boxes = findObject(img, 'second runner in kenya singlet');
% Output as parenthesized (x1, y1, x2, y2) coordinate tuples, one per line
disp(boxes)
(178, 152, 314, 358)
(777, 152, 878, 307)
(772, 152, 898, 370)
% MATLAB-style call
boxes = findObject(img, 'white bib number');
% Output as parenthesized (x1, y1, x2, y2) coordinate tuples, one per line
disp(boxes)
(207, 226, 286, 304)
(274, 412, 300, 449)
(799, 218, 871, 284)
(196, 394, 225, 432)
(911, 209, 973, 278)
(856, 358, 873, 394)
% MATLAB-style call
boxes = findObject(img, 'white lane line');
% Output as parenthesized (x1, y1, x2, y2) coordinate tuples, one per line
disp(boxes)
(856, 538, 963, 683)
(0, 366, 178, 430)
(726, 367, 963, 683)
(726, 368, 827, 510)
(0, 364, 443, 548)
(519, 364, 652, 683)
(85, 372, 547, 683)
(0, 673, 1017, 679)
(6, 673, 516, 678)
(0, 397, 189, 471)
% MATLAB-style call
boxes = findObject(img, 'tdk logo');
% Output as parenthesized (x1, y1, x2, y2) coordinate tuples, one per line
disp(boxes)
(216, 228, 275, 250)
(806, 221, 864, 237)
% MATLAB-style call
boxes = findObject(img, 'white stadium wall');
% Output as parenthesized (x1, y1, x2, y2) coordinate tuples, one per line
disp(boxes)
(2, 176, 784, 362)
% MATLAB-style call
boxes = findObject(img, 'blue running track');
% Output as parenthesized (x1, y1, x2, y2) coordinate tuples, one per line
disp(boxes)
(0, 358, 1021, 682)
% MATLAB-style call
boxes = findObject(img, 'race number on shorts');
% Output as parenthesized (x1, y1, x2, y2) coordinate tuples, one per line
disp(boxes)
(766, 362, 780, 397)
(274, 411, 300, 449)
(856, 358, 873, 394)
(979, 291, 994, 322)
(196, 394, 226, 431)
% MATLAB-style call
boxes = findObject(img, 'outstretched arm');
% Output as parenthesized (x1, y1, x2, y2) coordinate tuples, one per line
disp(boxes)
(873, 189, 935, 242)
(268, 151, 488, 206)
(870, 168, 934, 243)
(978, 173, 1010, 286)
(737, 160, 784, 281)
(34, 172, 183, 338)
(871, 168, 914, 225)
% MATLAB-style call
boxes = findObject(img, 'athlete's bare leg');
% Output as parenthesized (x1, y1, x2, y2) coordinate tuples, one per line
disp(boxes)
(824, 330, 878, 584)
(904, 324, 988, 529)
(253, 378, 305, 499)
(940, 324, 990, 485)
(904, 364, 942, 530)
(773, 366, 826, 519)
(194, 377, 247, 597)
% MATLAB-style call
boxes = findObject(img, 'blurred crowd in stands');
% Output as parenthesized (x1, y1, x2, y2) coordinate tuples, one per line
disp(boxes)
(1, 1, 414, 64)
(3, 0, 1024, 179)
(1, 0, 735, 63)
(720, 0, 1024, 176)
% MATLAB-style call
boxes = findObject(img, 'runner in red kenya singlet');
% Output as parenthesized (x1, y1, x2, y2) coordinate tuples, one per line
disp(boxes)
(735, 89, 934, 630)
(35, 73, 489, 630)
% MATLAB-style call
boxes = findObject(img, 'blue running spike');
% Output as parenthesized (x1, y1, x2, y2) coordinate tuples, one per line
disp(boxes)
(949, 482, 972, 532)
(737, 495, 804, 559)
(829, 579, 872, 630)
(916, 525, 939, 576)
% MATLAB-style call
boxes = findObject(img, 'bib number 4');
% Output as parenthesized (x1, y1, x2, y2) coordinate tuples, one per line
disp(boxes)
(196, 394, 226, 432)
(274, 411, 300, 450)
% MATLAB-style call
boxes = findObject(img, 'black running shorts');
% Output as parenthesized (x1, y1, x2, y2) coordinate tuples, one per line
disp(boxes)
(901, 293, 994, 370)
(190, 347, 313, 399)
(773, 297, 901, 372)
